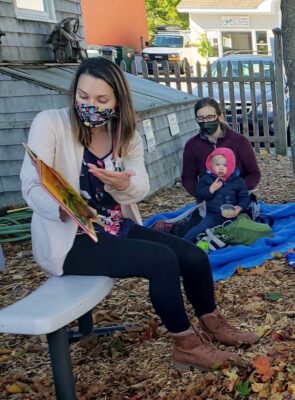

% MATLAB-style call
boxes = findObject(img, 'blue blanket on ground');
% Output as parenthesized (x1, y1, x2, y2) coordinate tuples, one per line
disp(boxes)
(143, 202, 295, 282)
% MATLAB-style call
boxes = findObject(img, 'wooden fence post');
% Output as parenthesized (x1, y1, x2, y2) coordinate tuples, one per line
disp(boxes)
(273, 27, 288, 155)
(135, 55, 283, 152)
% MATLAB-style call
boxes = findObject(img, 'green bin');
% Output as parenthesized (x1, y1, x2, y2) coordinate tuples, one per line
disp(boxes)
(112, 46, 135, 72)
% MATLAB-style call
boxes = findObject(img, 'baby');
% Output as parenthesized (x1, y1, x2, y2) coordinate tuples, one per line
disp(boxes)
(184, 147, 251, 242)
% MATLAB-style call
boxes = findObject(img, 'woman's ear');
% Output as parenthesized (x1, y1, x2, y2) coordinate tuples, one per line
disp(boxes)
(219, 113, 226, 123)
(218, 114, 229, 129)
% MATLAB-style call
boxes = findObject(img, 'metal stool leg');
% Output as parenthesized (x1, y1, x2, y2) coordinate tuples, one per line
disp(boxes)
(68, 310, 141, 342)
(69, 316, 141, 343)
(47, 326, 76, 400)
(78, 309, 93, 335)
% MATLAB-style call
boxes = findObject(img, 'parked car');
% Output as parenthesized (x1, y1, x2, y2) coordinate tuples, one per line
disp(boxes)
(192, 53, 289, 140)
(141, 25, 198, 75)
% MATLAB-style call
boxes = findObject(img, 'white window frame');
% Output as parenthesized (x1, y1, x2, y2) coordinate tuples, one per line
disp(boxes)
(255, 30, 270, 55)
(14, 0, 57, 23)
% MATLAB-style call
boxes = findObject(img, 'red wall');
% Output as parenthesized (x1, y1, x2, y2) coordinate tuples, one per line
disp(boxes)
(81, 0, 149, 52)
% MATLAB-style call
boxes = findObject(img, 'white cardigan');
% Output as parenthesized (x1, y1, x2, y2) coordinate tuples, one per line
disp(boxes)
(20, 108, 150, 276)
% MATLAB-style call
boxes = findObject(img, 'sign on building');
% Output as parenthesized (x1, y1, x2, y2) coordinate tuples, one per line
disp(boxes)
(222, 16, 250, 28)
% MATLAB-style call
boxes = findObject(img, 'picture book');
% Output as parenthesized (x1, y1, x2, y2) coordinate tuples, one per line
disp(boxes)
(23, 143, 102, 242)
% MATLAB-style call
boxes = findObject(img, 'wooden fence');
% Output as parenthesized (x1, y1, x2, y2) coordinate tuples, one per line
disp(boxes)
(120, 31, 288, 155)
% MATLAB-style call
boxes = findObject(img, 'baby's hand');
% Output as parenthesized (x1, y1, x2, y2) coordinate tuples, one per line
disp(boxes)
(209, 178, 223, 193)
(232, 205, 242, 217)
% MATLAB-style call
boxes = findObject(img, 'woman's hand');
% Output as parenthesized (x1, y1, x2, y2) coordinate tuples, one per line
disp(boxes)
(88, 163, 135, 191)
(209, 177, 223, 193)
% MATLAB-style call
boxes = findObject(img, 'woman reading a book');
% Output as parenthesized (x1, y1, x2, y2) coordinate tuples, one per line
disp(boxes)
(20, 57, 258, 370)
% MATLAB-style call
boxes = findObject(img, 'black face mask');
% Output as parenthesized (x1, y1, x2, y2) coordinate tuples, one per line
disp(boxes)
(198, 121, 219, 136)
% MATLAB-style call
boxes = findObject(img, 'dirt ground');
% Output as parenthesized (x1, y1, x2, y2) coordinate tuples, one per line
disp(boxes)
(0, 153, 294, 399)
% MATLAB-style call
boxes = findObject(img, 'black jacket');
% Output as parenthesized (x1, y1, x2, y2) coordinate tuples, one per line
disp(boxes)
(196, 171, 251, 215)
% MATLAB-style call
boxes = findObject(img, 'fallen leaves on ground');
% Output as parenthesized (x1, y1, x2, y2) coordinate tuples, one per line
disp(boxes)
(0, 153, 294, 399)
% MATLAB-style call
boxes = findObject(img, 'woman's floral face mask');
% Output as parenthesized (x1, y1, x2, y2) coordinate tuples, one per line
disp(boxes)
(74, 102, 116, 128)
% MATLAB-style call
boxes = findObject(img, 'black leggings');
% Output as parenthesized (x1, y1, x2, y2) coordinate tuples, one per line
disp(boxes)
(63, 224, 216, 333)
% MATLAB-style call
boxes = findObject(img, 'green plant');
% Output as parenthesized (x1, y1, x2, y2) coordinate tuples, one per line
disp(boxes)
(235, 380, 252, 397)
(196, 34, 214, 58)
(145, 0, 189, 39)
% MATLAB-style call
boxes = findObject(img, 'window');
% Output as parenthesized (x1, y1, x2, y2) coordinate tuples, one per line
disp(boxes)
(14, 0, 56, 22)
(153, 35, 184, 48)
(256, 31, 268, 54)
(210, 60, 272, 78)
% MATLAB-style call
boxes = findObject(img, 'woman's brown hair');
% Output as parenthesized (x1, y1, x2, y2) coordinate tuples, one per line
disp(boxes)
(69, 57, 136, 157)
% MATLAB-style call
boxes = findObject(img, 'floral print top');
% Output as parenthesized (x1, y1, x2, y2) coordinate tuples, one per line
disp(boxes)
(79, 147, 134, 237)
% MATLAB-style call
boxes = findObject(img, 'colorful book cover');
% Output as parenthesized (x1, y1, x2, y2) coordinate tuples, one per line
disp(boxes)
(23, 143, 101, 242)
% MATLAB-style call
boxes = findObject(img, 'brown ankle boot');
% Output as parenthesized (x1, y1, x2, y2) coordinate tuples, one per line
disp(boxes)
(172, 327, 240, 370)
(199, 309, 259, 346)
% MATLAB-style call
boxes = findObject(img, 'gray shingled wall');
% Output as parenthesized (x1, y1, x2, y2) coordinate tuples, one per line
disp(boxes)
(0, 72, 69, 206)
(0, 0, 84, 62)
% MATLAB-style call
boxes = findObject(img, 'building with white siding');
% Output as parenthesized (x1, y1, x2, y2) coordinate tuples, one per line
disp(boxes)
(177, 0, 281, 58)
